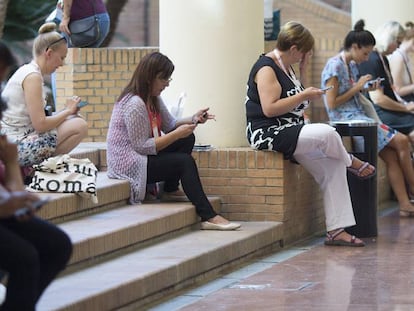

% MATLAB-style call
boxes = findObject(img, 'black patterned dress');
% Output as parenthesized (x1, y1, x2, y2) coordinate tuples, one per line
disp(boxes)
(245, 54, 306, 161)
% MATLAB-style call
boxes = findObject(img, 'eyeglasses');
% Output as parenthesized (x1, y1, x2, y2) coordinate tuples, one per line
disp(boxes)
(396, 36, 404, 46)
(159, 77, 172, 83)
(46, 36, 67, 51)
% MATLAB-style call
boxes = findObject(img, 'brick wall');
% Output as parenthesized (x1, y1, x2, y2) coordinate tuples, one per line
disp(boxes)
(264, 0, 391, 203)
(55, 0, 391, 243)
(55, 47, 159, 142)
(57, 0, 352, 141)
(266, 0, 351, 122)
(192, 146, 390, 243)
(193, 148, 324, 244)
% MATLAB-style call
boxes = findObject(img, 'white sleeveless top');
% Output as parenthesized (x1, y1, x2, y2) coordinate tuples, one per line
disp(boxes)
(1, 60, 47, 141)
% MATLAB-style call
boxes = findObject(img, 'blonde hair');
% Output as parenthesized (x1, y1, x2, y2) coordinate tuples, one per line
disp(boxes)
(32, 22, 66, 58)
(374, 21, 404, 53)
(276, 21, 314, 53)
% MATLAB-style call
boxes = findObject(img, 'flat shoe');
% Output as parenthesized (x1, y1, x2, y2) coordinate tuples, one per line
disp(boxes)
(200, 221, 241, 231)
(400, 210, 414, 217)
(324, 228, 365, 247)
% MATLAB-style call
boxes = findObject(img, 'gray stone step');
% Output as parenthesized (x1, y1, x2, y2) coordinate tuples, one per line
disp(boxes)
(37, 221, 283, 311)
(61, 203, 201, 265)
(30, 145, 284, 311)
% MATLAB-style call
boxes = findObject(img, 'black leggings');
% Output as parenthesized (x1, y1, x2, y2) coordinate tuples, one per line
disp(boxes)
(0, 217, 72, 311)
(147, 134, 217, 221)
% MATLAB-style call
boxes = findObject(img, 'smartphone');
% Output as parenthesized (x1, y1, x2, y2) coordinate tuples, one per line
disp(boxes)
(77, 101, 88, 108)
(14, 198, 50, 217)
(193, 112, 208, 125)
(364, 78, 385, 89)
(321, 85, 334, 92)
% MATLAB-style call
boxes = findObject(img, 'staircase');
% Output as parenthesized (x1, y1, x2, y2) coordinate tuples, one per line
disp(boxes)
(35, 143, 284, 310)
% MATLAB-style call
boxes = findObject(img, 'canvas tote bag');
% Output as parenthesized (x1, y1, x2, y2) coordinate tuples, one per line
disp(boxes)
(27, 154, 98, 203)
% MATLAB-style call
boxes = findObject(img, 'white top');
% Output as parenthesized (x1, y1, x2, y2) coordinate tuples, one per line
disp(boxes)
(1, 60, 47, 141)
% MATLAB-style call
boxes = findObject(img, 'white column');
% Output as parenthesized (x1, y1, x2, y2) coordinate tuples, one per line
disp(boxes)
(159, 0, 263, 147)
(352, 0, 414, 32)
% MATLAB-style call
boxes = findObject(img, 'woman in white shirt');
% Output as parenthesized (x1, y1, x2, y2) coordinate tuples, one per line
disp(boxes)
(388, 21, 414, 103)
(1, 22, 87, 169)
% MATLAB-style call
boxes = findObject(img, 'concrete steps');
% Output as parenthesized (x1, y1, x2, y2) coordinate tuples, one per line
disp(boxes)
(34, 143, 284, 310)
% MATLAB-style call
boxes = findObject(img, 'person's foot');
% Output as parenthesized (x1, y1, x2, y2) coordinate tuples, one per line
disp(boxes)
(207, 215, 230, 225)
(200, 215, 241, 231)
(400, 201, 414, 214)
(324, 228, 365, 247)
(347, 155, 375, 179)
(399, 202, 414, 217)
(400, 210, 414, 217)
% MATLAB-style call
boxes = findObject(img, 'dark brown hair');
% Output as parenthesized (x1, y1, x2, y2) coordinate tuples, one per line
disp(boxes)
(343, 19, 376, 50)
(117, 52, 174, 112)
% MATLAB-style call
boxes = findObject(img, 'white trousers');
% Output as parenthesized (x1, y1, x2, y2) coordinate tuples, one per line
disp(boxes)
(293, 123, 356, 232)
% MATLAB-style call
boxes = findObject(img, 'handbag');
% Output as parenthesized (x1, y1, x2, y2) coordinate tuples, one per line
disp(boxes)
(27, 154, 98, 203)
(401, 93, 414, 102)
(358, 93, 382, 123)
(68, 0, 100, 47)
(69, 15, 100, 47)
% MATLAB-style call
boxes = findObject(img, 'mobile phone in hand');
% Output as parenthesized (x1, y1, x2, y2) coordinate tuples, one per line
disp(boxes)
(193, 112, 208, 125)
(14, 198, 50, 217)
(321, 85, 334, 92)
(364, 78, 385, 89)
(77, 101, 88, 108)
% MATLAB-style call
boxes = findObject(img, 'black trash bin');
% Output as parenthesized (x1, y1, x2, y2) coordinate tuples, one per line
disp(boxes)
(330, 120, 378, 238)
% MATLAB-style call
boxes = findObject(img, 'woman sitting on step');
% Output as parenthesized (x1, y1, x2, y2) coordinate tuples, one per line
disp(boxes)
(106, 52, 240, 231)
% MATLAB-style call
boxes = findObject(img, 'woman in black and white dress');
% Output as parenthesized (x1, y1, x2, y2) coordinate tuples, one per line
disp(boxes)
(245, 21, 375, 247)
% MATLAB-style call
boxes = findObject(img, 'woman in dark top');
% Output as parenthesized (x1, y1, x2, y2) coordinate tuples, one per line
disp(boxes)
(59, 0, 110, 48)
(245, 21, 375, 247)
(358, 21, 414, 143)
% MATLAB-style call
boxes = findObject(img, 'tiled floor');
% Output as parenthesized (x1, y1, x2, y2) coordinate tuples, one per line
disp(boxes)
(148, 201, 414, 311)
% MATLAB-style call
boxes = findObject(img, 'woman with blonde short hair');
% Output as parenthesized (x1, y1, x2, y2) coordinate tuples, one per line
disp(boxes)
(245, 21, 375, 247)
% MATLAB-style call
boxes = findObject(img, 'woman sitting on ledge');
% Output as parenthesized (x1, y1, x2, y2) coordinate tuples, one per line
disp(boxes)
(0, 23, 88, 173)
(321, 20, 414, 217)
(245, 21, 375, 247)
(107, 52, 240, 231)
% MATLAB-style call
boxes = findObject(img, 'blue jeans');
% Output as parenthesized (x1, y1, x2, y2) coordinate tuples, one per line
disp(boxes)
(51, 12, 111, 106)
(65, 13, 111, 48)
